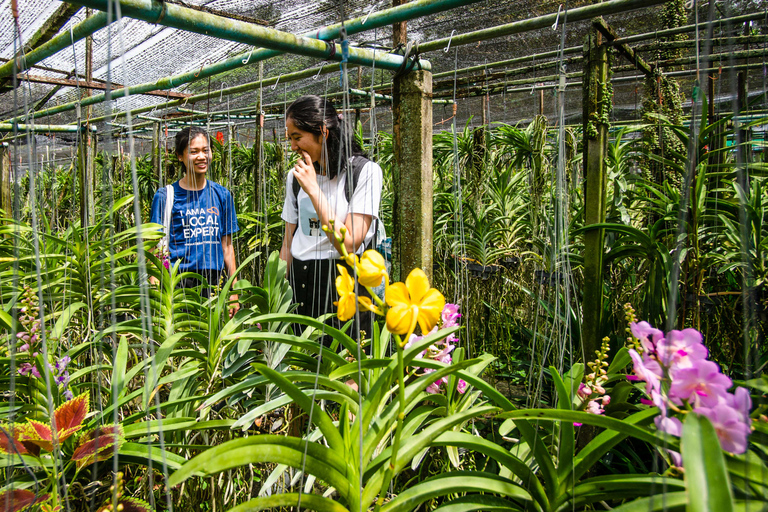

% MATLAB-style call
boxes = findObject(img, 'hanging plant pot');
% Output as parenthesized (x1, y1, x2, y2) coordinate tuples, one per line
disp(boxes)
(534, 269, 568, 286)
(465, 262, 503, 280)
(501, 256, 521, 269)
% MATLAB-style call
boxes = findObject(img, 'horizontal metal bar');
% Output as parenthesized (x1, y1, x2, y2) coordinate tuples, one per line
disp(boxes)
(633, 35, 768, 52)
(0, 11, 110, 78)
(66, 0, 421, 71)
(0, 123, 96, 133)
(14, 73, 190, 98)
(432, 45, 582, 80)
(417, 0, 671, 53)
(614, 11, 767, 45)
(348, 87, 454, 104)
(85, 61, 343, 124)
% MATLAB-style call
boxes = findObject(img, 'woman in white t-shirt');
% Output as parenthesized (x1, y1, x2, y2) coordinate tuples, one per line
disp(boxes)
(279, 96, 383, 340)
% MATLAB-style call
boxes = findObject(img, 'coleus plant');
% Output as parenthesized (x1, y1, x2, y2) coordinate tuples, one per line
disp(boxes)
(0, 392, 150, 512)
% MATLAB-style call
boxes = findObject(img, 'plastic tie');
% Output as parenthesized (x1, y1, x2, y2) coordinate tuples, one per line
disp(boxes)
(326, 40, 337, 59)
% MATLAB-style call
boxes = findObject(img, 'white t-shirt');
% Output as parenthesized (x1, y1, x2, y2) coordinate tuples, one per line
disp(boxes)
(281, 159, 383, 261)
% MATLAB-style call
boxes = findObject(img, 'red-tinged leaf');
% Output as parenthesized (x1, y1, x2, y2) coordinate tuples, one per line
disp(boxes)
(53, 392, 89, 441)
(0, 489, 50, 512)
(0, 424, 28, 455)
(73, 425, 125, 470)
(19, 441, 40, 457)
(76, 424, 124, 447)
(74, 442, 120, 470)
(20, 420, 53, 452)
(117, 497, 154, 512)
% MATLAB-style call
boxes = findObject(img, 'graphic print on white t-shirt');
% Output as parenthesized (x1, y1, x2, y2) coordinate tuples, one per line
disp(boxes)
(299, 196, 323, 237)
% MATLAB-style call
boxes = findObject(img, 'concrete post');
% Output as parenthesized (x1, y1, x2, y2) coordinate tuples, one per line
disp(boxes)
(392, 69, 433, 282)
(581, 27, 610, 362)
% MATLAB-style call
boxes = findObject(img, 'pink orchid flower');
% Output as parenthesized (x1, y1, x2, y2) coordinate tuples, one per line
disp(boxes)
(669, 360, 732, 407)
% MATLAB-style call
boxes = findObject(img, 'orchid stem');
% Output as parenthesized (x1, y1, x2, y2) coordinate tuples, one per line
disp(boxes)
(374, 335, 406, 510)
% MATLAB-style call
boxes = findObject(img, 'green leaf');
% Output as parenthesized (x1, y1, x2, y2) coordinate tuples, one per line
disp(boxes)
(118, 442, 187, 471)
(227, 493, 350, 512)
(432, 495, 525, 512)
(123, 418, 234, 439)
(380, 471, 531, 512)
(111, 336, 128, 401)
(572, 408, 660, 482)
(572, 475, 685, 508)
(49, 301, 87, 340)
(167, 435, 353, 503)
(682, 413, 735, 512)
(252, 363, 344, 451)
(0, 309, 17, 331)
(498, 409, 674, 450)
(431, 431, 547, 510)
(611, 491, 688, 511)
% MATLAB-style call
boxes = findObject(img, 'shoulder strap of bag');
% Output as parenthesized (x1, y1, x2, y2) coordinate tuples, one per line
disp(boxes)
(161, 184, 174, 249)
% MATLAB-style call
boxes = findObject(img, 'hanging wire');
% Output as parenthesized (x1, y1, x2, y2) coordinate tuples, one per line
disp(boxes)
(6, 0, 43, 500)
(113, 1, 175, 508)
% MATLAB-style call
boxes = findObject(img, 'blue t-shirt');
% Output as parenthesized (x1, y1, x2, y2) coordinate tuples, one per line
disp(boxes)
(150, 180, 238, 272)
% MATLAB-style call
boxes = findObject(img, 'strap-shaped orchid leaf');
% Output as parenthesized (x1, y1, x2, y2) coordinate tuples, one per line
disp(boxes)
(227, 493, 350, 512)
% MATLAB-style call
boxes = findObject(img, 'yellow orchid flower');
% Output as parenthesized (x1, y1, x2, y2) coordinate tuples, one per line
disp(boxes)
(385, 268, 445, 340)
(334, 264, 373, 321)
(335, 265, 357, 321)
(358, 250, 388, 288)
(342, 253, 359, 269)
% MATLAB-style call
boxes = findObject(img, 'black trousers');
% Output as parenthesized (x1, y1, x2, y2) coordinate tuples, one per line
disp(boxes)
(289, 258, 373, 345)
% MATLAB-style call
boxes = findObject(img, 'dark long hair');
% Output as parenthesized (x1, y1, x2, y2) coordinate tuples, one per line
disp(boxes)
(175, 126, 209, 172)
(285, 95, 364, 179)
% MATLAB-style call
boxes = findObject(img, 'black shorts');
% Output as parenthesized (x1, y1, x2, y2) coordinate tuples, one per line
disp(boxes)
(289, 258, 373, 345)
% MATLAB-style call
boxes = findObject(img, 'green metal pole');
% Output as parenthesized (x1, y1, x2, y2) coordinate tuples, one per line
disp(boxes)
(417, 0, 670, 53)
(349, 88, 454, 104)
(84, 62, 341, 124)
(0, 123, 96, 133)
(11, 0, 471, 124)
(615, 11, 766, 45)
(0, 12, 110, 78)
(66, 0, 420, 70)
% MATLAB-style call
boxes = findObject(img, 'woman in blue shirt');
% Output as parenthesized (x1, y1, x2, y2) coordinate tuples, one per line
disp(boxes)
(150, 126, 240, 316)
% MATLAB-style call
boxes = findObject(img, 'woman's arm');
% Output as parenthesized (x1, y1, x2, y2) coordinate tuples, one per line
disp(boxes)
(280, 222, 296, 272)
(222, 234, 240, 317)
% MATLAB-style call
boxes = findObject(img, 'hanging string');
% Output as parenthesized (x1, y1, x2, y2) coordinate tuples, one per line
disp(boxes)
(451, 46, 469, 353)
(6, 0, 44, 501)
(112, 1, 175, 508)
